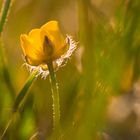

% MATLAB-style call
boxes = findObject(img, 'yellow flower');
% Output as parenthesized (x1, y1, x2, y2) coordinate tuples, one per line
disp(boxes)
(20, 21, 76, 78)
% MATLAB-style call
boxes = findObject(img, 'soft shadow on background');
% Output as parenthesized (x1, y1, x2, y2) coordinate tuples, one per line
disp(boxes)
(0, 0, 140, 139)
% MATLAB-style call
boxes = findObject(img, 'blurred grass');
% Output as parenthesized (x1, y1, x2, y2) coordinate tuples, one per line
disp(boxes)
(0, 0, 140, 140)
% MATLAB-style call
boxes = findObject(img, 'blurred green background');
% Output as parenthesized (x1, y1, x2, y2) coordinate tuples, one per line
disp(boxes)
(0, 0, 140, 139)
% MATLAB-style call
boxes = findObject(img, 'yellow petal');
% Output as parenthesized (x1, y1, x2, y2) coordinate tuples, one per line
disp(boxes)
(29, 29, 41, 47)
(53, 43, 69, 59)
(40, 21, 66, 55)
(20, 34, 45, 65)
(20, 34, 32, 56)
(20, 21, 70, 66)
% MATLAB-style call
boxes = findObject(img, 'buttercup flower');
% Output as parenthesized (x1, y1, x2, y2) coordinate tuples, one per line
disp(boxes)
(20, 21, 77, 78)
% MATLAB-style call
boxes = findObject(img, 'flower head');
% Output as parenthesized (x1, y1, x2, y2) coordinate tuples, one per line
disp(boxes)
(20, 21, 77, 78)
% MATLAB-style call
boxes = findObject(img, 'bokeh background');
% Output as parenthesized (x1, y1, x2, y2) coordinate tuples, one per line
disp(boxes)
(0, 0, 140, 139)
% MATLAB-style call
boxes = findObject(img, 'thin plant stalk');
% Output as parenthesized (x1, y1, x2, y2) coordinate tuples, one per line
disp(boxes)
(13, 69, 38, 112)
(0, 38, 15, 98)
(0, 69, 38, 140)
(0, 0, 15, 98)
(47, 60, 60, 131)
(0, 117, 12, 140)
(0, 0, 12, 34)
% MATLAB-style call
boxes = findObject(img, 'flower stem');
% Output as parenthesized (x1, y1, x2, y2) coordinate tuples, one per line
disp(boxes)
(47, 60, 60, 131)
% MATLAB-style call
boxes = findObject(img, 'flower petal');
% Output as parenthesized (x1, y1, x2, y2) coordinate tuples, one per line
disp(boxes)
(20, 34, 45, 65)
(29, 29, 42, 47)
(40, 21, 66, 57)
(20, 34, 32, 56)
(20, 21, 77, 77)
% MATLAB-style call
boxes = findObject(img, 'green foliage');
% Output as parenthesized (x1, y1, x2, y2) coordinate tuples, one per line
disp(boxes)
(0, 0, 140, 139)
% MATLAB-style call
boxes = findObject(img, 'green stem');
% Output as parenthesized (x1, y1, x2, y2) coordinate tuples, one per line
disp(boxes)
(0, 38, 15, 99)
(1, 69, 38, 140)
(13, 69, 38, 112)
(0, 118, 12, 140)
(0, 0, 14, 98)
(47, 60, 60, 131)
(0, 0, 12, 34)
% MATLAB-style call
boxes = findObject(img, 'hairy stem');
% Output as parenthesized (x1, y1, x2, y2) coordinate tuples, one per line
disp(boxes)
(47, 60, 60, 131)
